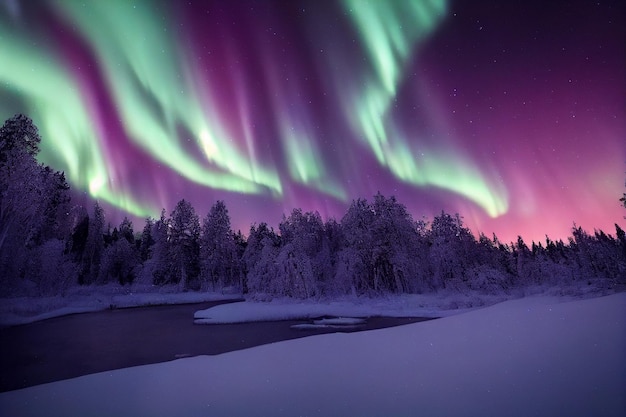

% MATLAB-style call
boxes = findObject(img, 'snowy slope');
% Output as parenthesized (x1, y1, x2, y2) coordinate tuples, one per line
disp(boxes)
(1, 293, 624, 417)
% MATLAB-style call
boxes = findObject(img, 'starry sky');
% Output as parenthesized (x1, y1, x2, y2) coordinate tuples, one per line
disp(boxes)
(0, 0, 624, 243)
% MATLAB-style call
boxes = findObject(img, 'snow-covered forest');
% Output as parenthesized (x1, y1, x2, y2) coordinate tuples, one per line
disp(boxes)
(1, 114, 625, 299)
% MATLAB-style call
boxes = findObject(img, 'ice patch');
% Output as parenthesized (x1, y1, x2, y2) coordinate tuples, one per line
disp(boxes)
(291, 317, 366, 330)
(313, 317, 366, 325)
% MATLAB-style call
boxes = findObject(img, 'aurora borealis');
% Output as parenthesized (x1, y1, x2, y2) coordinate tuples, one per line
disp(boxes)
(1, 0, 624, 242)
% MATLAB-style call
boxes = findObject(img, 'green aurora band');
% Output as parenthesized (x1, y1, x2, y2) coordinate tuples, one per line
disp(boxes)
(341, 0, 508, 217)
(0, 21, 153, 216)
(0, 0, 509, 221)
(51, 0, 283, 194)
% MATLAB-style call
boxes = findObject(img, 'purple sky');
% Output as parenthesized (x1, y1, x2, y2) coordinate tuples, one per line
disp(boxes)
(1, 0, 624, 242)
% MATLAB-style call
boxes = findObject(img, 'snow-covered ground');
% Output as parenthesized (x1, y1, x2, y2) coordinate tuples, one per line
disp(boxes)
(193, 291, 507, 324)
(0, 284, 240, 327)
(193, 285, 615, 324)
(1, 293, 624, 417)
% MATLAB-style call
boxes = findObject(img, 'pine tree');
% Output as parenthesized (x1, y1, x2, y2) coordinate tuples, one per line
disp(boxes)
(337, 198, 375, 294)
(150, 209, 171, 285)
(274, 209, 325, 298)
(118, 217, 135, 244)
(99, 217, 139, 285)
(336, 194, 423, 295)
(0, 115, 42, 255)
(80, 202, 105, 284)
(369, 193, 419, 293)
(139, 217, 155, 262)
(233, 230, 247, 293)
(243, 223, 280, 296)
(0, 114, 40, 160)
(0, 115, 75, 294)
(427, 211, 477, 290)
(99, 237, 139, 285)
(200, 200, 237, 291)
(319, 218, 343, 295)
(24, 168, 71, 247)
(169, 199, 200, 289)
(66, 206, 89, 262)
(0, 115, 52, 292)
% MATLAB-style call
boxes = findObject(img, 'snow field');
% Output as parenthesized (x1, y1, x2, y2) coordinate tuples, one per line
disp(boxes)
(1, 293, 624, 417)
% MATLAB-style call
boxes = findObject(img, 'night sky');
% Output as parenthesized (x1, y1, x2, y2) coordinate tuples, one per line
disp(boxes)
(1, 0, 624, 243)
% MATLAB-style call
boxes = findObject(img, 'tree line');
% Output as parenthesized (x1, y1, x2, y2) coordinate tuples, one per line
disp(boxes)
(1, 114, 625, 297)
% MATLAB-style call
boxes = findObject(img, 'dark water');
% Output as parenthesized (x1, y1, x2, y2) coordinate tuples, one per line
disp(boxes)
(0, 300, 433, 392)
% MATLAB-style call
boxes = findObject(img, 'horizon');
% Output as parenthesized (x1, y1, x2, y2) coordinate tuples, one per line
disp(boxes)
(86, 190, 623, 245)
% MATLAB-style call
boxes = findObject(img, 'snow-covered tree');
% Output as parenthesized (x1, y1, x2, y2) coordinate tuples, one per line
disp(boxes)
(24, 167, 71, 247)
(243, 223, 280, 297)
(31, 238, 76, 295)
(511, 235, 551, 286)
(337, 194, 423, 295)
(427, 211, 477, 290)
(317, 218, 343, 296)
(99, 218, 140, 285)
(0, 115, 70, 293)
(369, 194, 421, 293)
(569, 226, 625, 286)
(80, 202, 105, 284)
(0, 115, 43, 286)
(99, 238, 139, 285)
(458, 233, 514, 294)
(118, 217, 135, 244)
(169, 199, 200, 289)
(139, 217, 155, 262)
(150, 210, 171, 285)
(272, 209, 326, 298)
(0, 159, 43, 288)
(336, 198, 375, 294)
(233, 230, 247, 292)
(66, 205, 89, 261)
(200, 201, 238, 291)
(615, 223, 626, 261)
(0, 114, 40, 159)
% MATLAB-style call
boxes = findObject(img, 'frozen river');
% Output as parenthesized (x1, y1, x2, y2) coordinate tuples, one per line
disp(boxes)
(0, 300, 430, 392)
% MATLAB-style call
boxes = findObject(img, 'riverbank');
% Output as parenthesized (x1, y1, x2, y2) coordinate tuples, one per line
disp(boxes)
(0, 284, 242, 327)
